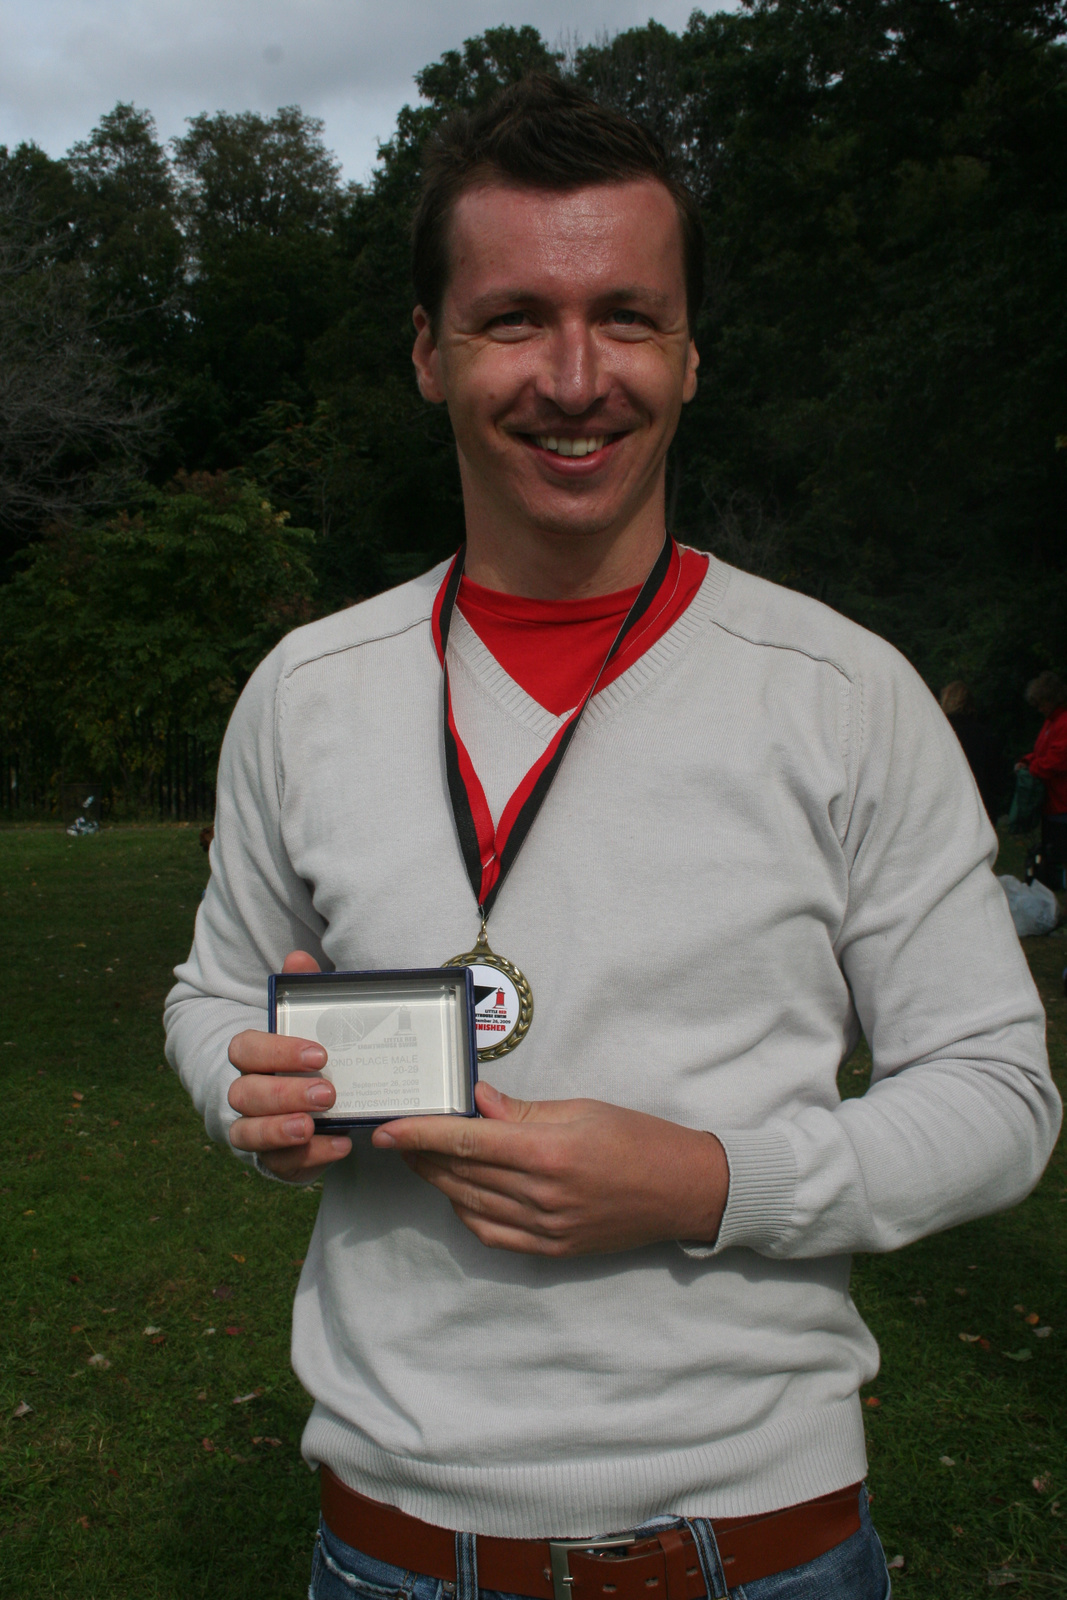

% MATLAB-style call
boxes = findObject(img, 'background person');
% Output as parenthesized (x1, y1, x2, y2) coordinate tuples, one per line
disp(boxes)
(1017, 670, 1067, 883)
(939, 680, 1005, 822)
(165, 77, 1060, 1600)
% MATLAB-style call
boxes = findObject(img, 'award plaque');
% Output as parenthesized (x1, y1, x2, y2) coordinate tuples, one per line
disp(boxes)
(268, 968, 478, 1130)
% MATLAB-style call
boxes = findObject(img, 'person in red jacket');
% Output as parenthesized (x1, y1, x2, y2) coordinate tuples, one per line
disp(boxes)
(1019, 671, 1067, 818)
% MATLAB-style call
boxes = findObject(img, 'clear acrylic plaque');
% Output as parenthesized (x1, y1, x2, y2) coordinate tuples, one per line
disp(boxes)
(268, 968, 478, 1128)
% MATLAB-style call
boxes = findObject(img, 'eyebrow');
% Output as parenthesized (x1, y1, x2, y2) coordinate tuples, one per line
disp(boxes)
(465, 285, 675, 318)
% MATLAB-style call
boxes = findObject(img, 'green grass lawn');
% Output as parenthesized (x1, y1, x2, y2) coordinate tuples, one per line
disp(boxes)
(0, 825, 1063, 1598)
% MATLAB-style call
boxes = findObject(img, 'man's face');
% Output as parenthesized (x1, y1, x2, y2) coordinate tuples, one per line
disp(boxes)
(412, 179, 698, 548)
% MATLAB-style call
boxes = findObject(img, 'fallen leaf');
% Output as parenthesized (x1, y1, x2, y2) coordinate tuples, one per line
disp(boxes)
(223, 1326, 244, 1337)
(203, 1327, 216, 1337)
(72, 1092, 84, 1102)
(292, 1258, 305, 1267)
(151, 1335, 165, 1345)
(1033, 1326, 1052, 1339)
(87, 1354, 109, 1368)
(864, 1396, 881, 1408)
(909, 1293, 927, 1306)
(212, 1284, 233, 1300)
(1050, 1501, 1061, 1517)
(1003, 1349, 1033, 1362)
(68, 1273, 81, 1283)
(143, 1326, 162, 1336)
(887, 1555, 904, 1570)
(77, 1515, 89, 1530)
(1032, 1474, 1052, 1494)
(232, 1388, 263, 1405)
(954, 1287, 967, 1297)
(23, 1210, 35, 1217)
(231, 1253, 246, 1263)
(940, 1455, 956, 1467)
(1013, 1304, 1025, 1314)
(960, 1333, 982, 1342)
(148, 1216, 159, 1223)
(987, 1570, 1021, 1587)
(12, 1401, 33, 1418)
(978, 1338, 991, 1351)
(101, 1308, 116, 1314)
(70, 1325, 84, 1334)
(196, 1389, 207, 1401)
(201, 1438, 216, 1453)
(952, 1525, 964, 1537)
(1025, 1312, 1040, 1325)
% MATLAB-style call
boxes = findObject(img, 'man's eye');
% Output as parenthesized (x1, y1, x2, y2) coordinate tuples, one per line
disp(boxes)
(610, 309, 640, 325)
(494, 312, 529, 328)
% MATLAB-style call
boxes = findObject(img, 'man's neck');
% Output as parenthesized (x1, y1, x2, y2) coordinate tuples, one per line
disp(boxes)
(462, 519, 667, 600)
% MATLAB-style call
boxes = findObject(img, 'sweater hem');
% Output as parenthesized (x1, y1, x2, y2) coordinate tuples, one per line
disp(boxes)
(301, 1396, 868, 1538)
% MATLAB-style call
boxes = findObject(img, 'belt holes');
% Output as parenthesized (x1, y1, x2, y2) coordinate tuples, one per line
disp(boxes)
(645, 1580, 659, 1589)
(602, 1587, 617, 1594)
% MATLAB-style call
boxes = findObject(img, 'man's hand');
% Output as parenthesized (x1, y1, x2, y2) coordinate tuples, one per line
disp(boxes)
(371, 1081, 729, 1256)
(227, 951, 352, 1180)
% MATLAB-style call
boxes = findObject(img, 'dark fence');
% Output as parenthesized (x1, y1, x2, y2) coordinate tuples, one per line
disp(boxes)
(0, 728, 216, 822)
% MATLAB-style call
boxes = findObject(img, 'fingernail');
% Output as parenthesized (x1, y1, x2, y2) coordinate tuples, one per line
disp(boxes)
(284, 1116, 309, 1140)
(329, 1138, 351, 1155)
(306, 1083, 333, 1107)
(479, 1082, 501, 1103)
(372, 1130, 397, 1148)
(300, 1046, 327, 1068)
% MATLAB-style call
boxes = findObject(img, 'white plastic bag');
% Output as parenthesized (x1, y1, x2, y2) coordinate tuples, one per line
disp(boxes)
(998, 874, 1059, 938)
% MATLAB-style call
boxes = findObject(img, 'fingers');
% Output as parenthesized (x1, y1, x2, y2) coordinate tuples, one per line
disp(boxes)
(228, 1069, 335, 1119)
(230, 1109, 342, 1153)
(228, 1030, 327, 1075)
(255, 1133, 352, 1181)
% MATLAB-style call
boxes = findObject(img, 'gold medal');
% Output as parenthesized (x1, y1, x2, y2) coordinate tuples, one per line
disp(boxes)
(444, 923, 533, 1060)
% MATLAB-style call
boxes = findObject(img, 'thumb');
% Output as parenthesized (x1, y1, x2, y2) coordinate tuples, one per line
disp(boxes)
(474, 1081, 581, 1123)
(282, 949, 321, 974)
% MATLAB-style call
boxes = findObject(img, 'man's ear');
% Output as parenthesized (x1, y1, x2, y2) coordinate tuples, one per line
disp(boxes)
(412, 306, 446, 404)
(682, 338, 699, 404)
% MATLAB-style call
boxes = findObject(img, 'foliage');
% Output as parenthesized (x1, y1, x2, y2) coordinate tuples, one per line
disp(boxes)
(2, 5, 1067, 771)
(0, 476, 314, 806)
(0, 173, 161, 548)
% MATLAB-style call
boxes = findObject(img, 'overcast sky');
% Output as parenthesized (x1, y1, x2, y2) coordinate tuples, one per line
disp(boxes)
(0, 1, 734, 184)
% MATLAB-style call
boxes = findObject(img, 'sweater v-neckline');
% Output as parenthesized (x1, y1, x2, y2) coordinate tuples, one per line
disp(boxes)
(445, 558, 730, 736)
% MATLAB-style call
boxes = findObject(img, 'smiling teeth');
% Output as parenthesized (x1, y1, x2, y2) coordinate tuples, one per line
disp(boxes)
(537, 435, 608, 457)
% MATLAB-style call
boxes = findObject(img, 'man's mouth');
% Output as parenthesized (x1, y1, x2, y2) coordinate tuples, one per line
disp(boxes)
(531, 434, 612, 458)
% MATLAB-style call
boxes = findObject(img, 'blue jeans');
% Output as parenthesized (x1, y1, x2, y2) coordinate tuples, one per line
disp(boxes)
(309, 1486, 891, 1600)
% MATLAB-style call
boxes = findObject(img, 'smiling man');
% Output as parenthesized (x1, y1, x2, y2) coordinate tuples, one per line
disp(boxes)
(165, 77, 1059, 1600)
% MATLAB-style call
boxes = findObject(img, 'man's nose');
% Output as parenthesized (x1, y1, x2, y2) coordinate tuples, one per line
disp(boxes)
(535, 321, 607, 415)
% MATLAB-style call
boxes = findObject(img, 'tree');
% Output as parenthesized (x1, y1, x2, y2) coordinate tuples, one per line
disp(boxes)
(170, 108, 349, 464)
(0, 172, 161, 566)
(0, 474, 315, 806)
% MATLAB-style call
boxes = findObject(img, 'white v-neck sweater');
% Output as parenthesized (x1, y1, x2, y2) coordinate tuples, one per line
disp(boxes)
(164, 556, 1059, 1538)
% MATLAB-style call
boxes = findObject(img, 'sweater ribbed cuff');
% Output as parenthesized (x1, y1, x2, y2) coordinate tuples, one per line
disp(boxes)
(679, 1124, 797, 1258)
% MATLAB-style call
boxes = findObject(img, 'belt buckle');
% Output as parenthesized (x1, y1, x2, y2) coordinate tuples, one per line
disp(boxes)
(548, 1534, 636, 1600)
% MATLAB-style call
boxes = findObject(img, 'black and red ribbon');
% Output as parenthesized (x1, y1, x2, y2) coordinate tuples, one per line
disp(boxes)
(433, 533, 674, 920)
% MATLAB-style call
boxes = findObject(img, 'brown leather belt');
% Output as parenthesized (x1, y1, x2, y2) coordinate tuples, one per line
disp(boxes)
(321, 1468, 862, 1599)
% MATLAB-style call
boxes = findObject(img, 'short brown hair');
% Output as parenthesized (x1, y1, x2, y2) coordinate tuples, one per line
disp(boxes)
(412, 74, 704, 331)
(940, 681, 974, 717)
(1025, 670, 1067, 711)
